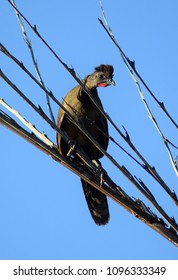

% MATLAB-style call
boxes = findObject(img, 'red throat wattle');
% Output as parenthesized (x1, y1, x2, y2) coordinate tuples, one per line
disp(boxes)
(97, 83, 108, 87)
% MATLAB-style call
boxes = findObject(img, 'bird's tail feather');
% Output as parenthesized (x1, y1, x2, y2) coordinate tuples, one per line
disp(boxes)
(81, 179, 109, 225)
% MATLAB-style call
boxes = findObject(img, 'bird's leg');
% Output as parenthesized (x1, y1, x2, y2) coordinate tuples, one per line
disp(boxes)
(67, 144, 75, 158)
(92, 160, 107, 187)
(67, 141, 91, 168)
(67, 139, 78, 159)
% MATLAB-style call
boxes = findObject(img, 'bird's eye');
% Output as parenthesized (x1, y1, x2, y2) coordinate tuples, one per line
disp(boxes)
(99, 74, 105, 79)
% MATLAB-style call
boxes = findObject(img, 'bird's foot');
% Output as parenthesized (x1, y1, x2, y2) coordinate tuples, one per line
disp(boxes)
(92, 160, 107, 187)
(67, 142, 78, 159)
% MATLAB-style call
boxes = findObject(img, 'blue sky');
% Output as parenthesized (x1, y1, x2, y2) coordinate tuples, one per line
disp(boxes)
(0, 0, 178, 259)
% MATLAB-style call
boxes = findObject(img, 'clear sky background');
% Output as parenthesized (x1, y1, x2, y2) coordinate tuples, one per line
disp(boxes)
(0, 0, 178, 259)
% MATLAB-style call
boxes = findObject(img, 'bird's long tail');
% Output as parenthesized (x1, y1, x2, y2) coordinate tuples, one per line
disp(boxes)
(81, 179, 109, 225)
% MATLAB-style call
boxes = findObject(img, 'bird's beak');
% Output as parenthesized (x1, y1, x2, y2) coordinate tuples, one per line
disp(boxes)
(109, 79, 115, 86)
(105, 78, 115, 86)
(98, 78, 115, 87)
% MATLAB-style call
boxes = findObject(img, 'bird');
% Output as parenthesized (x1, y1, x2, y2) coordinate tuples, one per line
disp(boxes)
(57, 65, 115, 225)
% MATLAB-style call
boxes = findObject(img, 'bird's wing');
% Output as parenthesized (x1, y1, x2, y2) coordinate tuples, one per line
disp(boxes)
(56, 108, 65, 154)
(95, 115, 109, 159)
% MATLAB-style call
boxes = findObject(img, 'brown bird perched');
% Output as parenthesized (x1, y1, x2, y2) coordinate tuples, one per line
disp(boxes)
(57, 65, 115, 225)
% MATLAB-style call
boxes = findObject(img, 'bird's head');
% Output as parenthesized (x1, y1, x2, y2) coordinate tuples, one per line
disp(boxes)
(86, 64, 115, 89)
